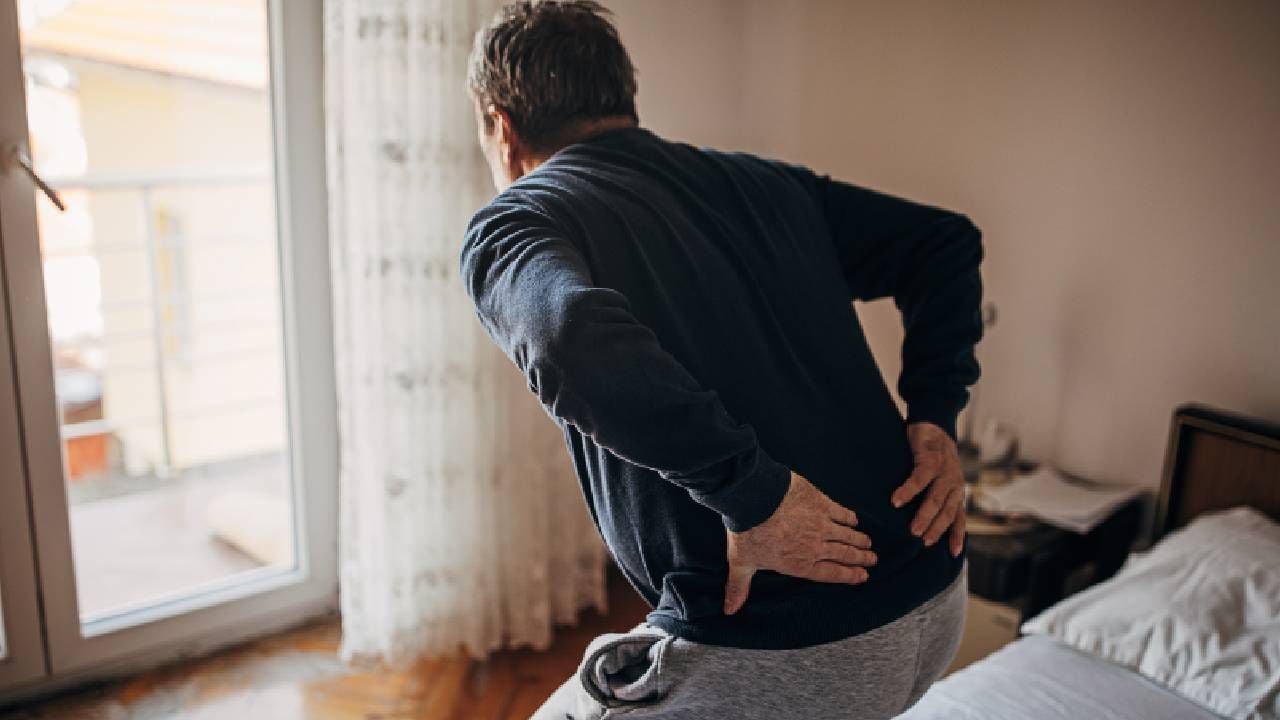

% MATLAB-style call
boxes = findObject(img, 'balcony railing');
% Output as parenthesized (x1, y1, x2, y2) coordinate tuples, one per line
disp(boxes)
(41, 169, 279, 479)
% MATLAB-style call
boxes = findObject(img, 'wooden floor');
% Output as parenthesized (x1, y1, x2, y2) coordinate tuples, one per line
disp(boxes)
(2, 573, 649, 720)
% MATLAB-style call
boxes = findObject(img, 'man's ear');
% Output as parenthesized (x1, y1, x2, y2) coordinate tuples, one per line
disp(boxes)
(488, 105, 522, 169)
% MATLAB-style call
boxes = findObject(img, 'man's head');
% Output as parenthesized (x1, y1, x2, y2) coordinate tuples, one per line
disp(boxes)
(468, 0, 639, 192)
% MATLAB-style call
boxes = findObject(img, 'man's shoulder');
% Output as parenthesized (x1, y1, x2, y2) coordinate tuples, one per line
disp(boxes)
(557, 126, 812, 186)
(465, 189, 557, 238)
(683, 143, 820, 199)
(461, 188, 568, 270)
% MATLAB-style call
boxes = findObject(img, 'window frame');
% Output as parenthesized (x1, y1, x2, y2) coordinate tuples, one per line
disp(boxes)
(0, 0, 337, 695)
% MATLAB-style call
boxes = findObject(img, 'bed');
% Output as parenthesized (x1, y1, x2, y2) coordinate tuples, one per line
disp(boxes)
(900, 404, 1280, 720)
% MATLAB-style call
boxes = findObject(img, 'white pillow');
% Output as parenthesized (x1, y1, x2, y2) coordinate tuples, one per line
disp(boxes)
(1022, 507, 1280, 720)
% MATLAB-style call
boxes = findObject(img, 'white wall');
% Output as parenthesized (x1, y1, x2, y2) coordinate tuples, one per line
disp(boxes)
(611, 0, 1280, 491)
(607, 0, 749, 149)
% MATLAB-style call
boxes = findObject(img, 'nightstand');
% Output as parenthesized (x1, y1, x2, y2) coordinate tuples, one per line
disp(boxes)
(947, 494, 1144, 673)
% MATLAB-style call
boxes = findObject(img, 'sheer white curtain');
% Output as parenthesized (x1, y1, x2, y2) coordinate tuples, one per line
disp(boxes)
(324, 0, 607, 664)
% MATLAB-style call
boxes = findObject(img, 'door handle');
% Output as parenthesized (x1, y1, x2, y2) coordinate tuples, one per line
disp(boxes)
(3, 141, 66, 211)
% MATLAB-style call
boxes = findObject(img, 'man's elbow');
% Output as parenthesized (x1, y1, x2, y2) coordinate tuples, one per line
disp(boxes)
(520, 326, 590, 424)
(941, 213, 984, 269)
(522, 292, 593, 380)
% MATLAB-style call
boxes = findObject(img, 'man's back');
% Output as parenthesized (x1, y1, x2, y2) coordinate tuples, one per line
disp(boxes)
(462, 126, 981, 648)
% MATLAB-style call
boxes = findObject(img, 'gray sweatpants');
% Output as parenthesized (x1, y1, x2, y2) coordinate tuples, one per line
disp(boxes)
(532, 568, 967, 720)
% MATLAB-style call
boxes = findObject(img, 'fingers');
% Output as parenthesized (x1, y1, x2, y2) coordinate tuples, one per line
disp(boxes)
(910, 474, 951, 536)
(821, 542, 878, 567)
(825, 523, 872, 549)
(922, 487, 964, 547)
(827, 501, 859, 528)
(892, 456, 940, 508)
(807, 561, 869, 585)
(949, 508, 967, 557)
(723, 562, 756, 615)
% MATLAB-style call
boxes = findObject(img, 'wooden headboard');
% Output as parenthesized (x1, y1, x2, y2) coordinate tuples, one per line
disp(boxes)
(1155, 404, 1280, 537)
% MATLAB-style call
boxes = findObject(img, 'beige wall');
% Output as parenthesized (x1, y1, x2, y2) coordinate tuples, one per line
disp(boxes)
(608, 0, 749, 149)
(612, 1, 1280, 491)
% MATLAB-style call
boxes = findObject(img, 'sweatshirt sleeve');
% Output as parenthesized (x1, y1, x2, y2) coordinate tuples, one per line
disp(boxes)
(460, 199, 791, 532)
(790, 168, 984, 441)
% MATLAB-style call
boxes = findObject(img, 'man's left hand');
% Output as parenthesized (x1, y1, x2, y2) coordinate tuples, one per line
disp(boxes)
(891, 422, 966, 557)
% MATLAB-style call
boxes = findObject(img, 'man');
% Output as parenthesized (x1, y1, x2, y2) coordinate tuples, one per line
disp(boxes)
(461, 3, 982, 718)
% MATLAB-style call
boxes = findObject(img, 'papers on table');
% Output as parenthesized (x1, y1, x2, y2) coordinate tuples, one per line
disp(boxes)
(974, 465, 1143, 534)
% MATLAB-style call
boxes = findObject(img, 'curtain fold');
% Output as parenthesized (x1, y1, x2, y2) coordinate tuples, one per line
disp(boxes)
(323, 0, 607, 664)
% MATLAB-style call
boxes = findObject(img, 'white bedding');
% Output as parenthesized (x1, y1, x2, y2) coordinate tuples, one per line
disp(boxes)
(903, 507, 1280, 719)
(898, 634, 1222, 720)
(1024, 507, 1280, 719)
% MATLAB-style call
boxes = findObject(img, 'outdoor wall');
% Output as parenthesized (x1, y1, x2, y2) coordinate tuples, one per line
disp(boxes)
(50, 58, 286, 474)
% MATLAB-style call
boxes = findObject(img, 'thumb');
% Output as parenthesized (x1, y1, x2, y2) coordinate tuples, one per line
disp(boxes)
(723, 562, 756, 615)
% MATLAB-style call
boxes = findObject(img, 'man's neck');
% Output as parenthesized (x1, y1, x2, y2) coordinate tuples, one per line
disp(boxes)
(519, 116, 638, 175)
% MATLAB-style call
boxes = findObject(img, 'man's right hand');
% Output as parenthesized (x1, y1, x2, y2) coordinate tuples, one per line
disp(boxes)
(723, 471, 875, 615)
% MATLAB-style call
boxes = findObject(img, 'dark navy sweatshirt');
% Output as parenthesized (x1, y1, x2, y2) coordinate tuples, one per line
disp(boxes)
(461, 127, 982, 649)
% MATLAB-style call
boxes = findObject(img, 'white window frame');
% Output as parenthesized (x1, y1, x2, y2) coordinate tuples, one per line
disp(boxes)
(0, 0, 336, 700)
(0, 239, 47, 691)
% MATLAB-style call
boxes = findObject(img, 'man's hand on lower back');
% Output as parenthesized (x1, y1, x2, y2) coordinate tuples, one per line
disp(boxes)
(723, 472, 875, 615)
(892, 422, 967, 557)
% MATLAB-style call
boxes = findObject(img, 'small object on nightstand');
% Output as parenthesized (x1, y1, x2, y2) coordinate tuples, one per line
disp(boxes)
(961, 418, 1019, 485)
(978, 419, 1019, 467)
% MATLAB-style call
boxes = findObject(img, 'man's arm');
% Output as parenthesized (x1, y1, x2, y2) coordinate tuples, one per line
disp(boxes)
(804, 173, 984, 438)
(787, 167, 984, 555)
(460, 200, 791, 532)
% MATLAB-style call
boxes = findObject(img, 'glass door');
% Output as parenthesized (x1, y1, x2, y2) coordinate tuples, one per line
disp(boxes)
(0, 0, 336, 677)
